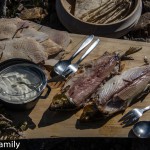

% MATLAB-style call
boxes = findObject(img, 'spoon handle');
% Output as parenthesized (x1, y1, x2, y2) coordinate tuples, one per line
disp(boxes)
(143, 105, 150, 112)
(76, 39, 100, 65)
(69, 35, 94, 61)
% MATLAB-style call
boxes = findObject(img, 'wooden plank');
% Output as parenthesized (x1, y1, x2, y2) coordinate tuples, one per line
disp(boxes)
(10, 34, 150, 138)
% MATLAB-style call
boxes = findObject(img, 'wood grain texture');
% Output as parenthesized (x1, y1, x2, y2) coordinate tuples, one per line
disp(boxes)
(10, 34, 150, 138)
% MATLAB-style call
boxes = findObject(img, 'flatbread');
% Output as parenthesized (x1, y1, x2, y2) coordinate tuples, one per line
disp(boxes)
(27, 21, 71, 49)
(0, 18, 71, 64)
(0, 37, 47, 63)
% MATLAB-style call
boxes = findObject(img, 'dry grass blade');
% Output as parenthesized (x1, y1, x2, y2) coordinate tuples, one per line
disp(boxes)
(88, 2, 116, 23)
(98, 3, 124, 24)
(103, 2, 130, 24)
(80, 0, 134, 24)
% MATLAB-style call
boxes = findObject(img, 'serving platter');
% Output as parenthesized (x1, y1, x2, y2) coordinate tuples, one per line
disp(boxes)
(6, 33, 150, 138)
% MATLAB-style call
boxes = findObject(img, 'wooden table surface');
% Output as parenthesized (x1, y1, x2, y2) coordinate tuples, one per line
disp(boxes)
(9, 34, 150, 138)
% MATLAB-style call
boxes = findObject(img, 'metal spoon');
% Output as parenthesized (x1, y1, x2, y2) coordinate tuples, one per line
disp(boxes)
(54, 35, 94, 75)
(64, 39, 100, 75)
(132, 121, 150, 138)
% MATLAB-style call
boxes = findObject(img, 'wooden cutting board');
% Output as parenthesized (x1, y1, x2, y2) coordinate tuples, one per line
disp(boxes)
(10, 34, 150, 138)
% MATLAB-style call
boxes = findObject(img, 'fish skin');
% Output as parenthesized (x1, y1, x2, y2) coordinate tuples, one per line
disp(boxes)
(66, 54, 118, 107)
(49, 53, 120, 110)
(80, 65, 150, 122)
(50, 47, 142, 111)
(95, 65, 150, 115)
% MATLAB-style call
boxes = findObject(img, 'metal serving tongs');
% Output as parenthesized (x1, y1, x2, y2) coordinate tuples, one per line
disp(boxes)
(48, 38, 100, 82)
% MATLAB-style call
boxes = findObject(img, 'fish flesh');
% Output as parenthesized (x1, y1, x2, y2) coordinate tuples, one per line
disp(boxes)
(80, 65, 150, 122)
(49, 47, 141, 110)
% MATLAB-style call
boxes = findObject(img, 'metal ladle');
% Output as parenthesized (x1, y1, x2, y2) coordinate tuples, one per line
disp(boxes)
(132, 121, 150, 138)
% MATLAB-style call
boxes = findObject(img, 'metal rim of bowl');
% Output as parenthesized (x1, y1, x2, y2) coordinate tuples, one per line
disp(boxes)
(60, 0, 141, 26)
(0, 62, 47, 105)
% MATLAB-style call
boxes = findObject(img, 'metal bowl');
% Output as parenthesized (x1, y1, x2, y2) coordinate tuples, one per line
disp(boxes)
(0, 59, 50, 110)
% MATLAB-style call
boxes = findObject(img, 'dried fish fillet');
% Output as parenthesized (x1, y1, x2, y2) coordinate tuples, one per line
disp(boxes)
(49, 47, 141, 111)
(49, 53, 119, 110)
(80, 65, 150, 122)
